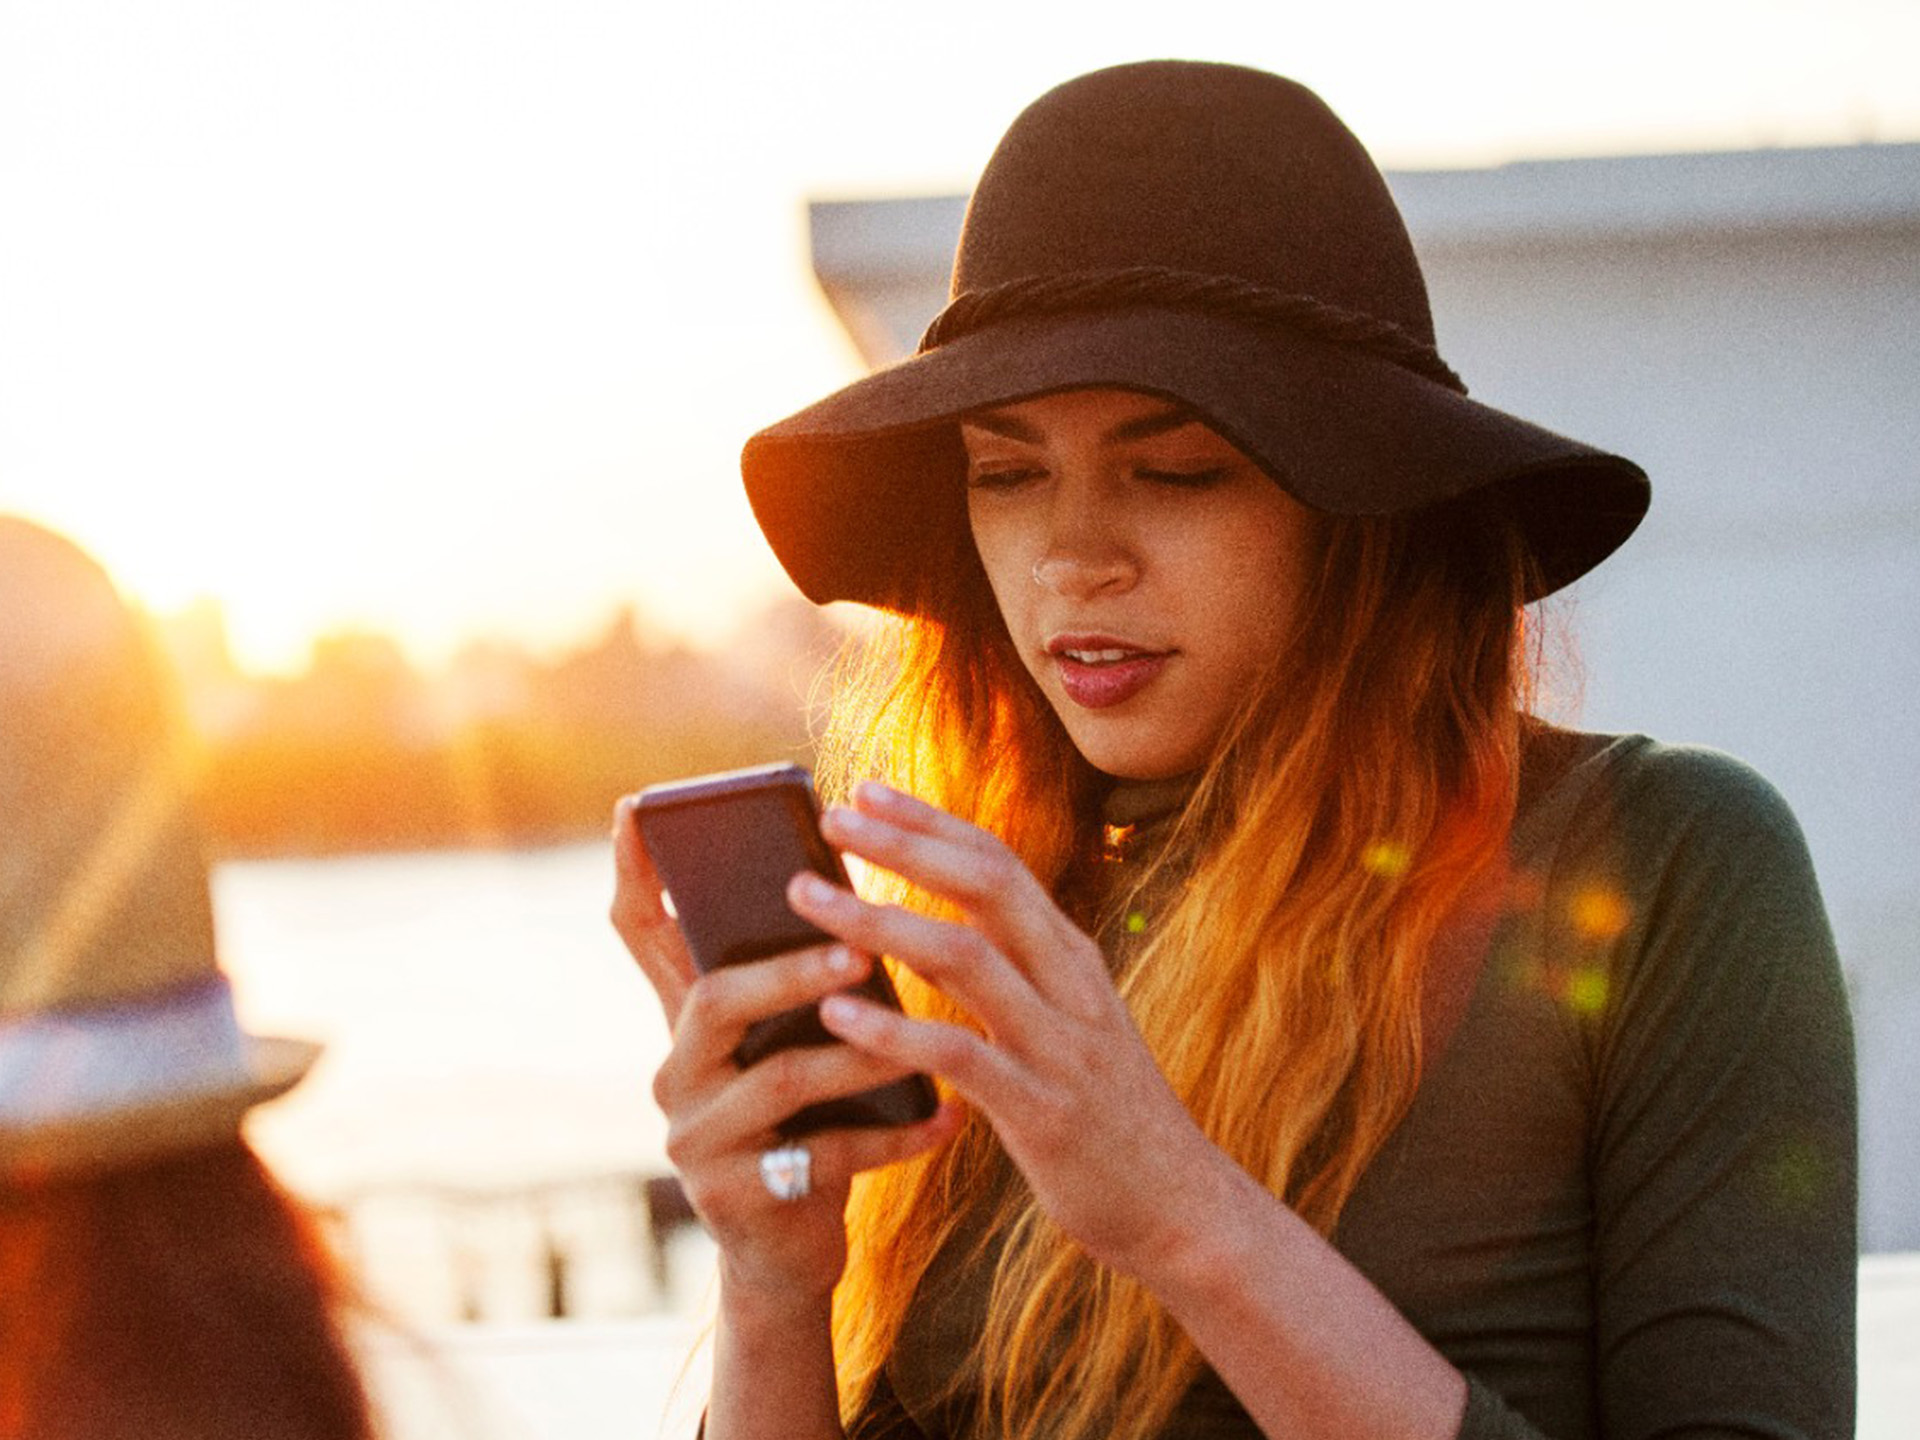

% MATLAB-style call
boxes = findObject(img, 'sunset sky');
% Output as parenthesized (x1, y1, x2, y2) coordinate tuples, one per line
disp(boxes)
(2, 0, 1913, 674)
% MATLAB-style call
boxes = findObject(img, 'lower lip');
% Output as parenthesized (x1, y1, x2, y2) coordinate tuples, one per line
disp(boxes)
(1054, 653, 1172, 709)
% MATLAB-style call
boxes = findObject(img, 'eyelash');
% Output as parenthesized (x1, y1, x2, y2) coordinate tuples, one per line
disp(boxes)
(965, 467, 1043, 491)
(1139, 467, 1228, 489)
(965, 465, 1229, 491)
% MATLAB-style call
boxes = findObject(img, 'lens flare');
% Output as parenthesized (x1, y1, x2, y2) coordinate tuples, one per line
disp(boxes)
(1563, 967, 1611, 1016)
(1569, 886, 1632, 940)
(1360, 839, 1412, 878)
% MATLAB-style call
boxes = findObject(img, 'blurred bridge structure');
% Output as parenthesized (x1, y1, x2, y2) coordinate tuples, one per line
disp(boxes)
(345, 1243, 1918, 1439)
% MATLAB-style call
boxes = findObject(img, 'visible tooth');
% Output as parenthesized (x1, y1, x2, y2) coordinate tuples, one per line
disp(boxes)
(1067, 649, 1131, 663)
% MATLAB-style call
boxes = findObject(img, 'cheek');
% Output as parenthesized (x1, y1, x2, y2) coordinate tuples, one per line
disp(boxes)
(968, 509, 1032, 623)
(1184, 519, 1311, 664)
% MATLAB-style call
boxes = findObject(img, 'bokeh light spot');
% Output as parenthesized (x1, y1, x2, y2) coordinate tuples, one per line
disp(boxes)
(1766, 1135, 1832, 1217)
(1563, 967, 1611, 1015)
(1570, 886, 1632, 940)
(1361, 839, 1412, 878)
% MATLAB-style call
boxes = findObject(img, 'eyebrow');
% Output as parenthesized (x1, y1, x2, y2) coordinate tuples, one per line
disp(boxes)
(961, 401, 1203, 446)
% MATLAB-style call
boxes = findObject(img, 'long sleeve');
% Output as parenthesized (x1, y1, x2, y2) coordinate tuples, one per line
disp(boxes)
(1337, 734, 1856, 1440)
(1573, 746, 1855, 1438)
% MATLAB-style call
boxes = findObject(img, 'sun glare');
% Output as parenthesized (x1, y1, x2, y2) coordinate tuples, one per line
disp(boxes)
(4, 0, 1912, 680)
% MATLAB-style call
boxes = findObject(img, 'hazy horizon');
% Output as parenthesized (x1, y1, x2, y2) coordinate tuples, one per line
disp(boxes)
(4, 0, 1913, 673)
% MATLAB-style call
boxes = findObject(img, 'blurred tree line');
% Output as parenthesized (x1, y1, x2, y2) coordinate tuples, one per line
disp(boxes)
(160, 599, 850, 858)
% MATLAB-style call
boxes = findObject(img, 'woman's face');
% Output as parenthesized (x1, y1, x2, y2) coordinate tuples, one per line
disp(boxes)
(962, 388, 1316, 781)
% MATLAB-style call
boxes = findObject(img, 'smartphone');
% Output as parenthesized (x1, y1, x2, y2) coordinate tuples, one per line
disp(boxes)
(634, 762, 938, 1138)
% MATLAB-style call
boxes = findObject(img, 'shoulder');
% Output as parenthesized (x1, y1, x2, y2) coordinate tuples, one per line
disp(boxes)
(1524, 728, 1816, 887)
(1599, 734, 1800, 826)
(1513, 729, 1838, 1021)
(1522, 729, 1845, 1053)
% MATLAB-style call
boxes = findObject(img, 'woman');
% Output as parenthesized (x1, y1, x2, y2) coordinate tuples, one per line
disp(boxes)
(611, 61, 1855, 1440)
(0, 517, 377, 1440)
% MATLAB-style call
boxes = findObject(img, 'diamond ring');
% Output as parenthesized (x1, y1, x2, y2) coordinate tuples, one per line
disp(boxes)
(758, 1143, 813, 1202)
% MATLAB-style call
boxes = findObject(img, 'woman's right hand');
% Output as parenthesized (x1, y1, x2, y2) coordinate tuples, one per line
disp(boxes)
(609, 796, 960, 1303)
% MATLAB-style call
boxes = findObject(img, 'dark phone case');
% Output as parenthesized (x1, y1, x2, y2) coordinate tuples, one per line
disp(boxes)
(635, 763, 937, 1138)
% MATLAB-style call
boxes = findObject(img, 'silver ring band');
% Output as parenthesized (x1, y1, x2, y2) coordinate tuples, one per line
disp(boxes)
(759, 1143, 813, 1202)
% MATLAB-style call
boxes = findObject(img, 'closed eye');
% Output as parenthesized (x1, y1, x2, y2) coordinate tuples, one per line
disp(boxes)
(1137, 466, 1229, 489)
(966, 466, 1045, 491)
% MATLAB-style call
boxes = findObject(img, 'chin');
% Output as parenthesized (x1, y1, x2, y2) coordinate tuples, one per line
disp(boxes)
(1071, 736, 1206, 782)
(1049, 702, 1212, 782)
(1096, 761, 1199, 783)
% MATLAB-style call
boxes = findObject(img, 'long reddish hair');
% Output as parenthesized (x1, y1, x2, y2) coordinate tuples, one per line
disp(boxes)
(816, 493, 1540, 1440)
(0, 1141, 376, 1440)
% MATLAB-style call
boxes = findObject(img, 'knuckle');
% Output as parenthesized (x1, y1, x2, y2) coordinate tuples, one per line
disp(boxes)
(925, 1028, 976, 1076)
(754, 1050, 804, 1109)
(981, 843, 1025, 891)
(953, 847, 1024, 911)
(649, 1059, 681, 1113)
(1060, 1026, 1105, 1075)
(958, 927, 1001, 971)
(952, 864, 998, 907)
(900, 929, 952, 979)
(1065, 929, 1103, 970)
(679, 977, 723, 1031)
(661, 1120, 695, 1169)
(916, 927, 978, 982)
(1030, 1094, 1077, 1155)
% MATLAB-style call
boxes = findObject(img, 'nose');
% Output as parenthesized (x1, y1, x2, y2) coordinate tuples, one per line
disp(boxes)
(1030, 487, 1136, 598)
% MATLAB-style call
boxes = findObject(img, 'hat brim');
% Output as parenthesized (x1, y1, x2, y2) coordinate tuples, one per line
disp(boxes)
(0, 1034, 321, 1182)
(744, 307, 1649, 607)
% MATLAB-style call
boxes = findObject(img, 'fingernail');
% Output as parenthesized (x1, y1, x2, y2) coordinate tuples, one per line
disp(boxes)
(791, 871, 835, 904)
(854, 781, 903, 811)
(830, 805, 872, 831)
(824, 944, 856, 974)
(819, 994, 866, 1031)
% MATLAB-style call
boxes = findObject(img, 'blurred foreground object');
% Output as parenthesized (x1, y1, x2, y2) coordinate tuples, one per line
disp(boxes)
(0, 515, 376, 1440)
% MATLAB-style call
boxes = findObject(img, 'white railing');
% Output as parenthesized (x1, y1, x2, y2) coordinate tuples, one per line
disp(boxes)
(356, 1249, 1919, 1440)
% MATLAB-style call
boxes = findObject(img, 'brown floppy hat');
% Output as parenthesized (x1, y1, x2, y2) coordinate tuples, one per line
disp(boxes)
(743, 59, 1649, 609)
(0, 517, 318, 1182)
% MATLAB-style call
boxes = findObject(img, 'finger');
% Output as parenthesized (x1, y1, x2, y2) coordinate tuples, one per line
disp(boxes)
(818, 992, 1033, 1121)
(668, 942, 870, 1071)
(683, 1102, 964, 1222)
(821, 787, 1110, 1014)
(609, 796, 698, 1016)
(803, 1100, 965, 1181)
(663, 1036, 926, 1165)
(786, 871, 1052, 1052)
(610, 795, 670, 923)
(820, 797, 1047, 935)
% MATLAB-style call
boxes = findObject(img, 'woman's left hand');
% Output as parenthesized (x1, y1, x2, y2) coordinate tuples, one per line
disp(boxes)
(791, 780, 1230, 1282)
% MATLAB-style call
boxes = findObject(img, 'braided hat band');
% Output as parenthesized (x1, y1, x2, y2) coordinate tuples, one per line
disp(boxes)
(919, 266, 1468, 396)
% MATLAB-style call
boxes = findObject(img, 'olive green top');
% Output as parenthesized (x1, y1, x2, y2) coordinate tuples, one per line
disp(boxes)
(866, 729, 1857, 1440)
